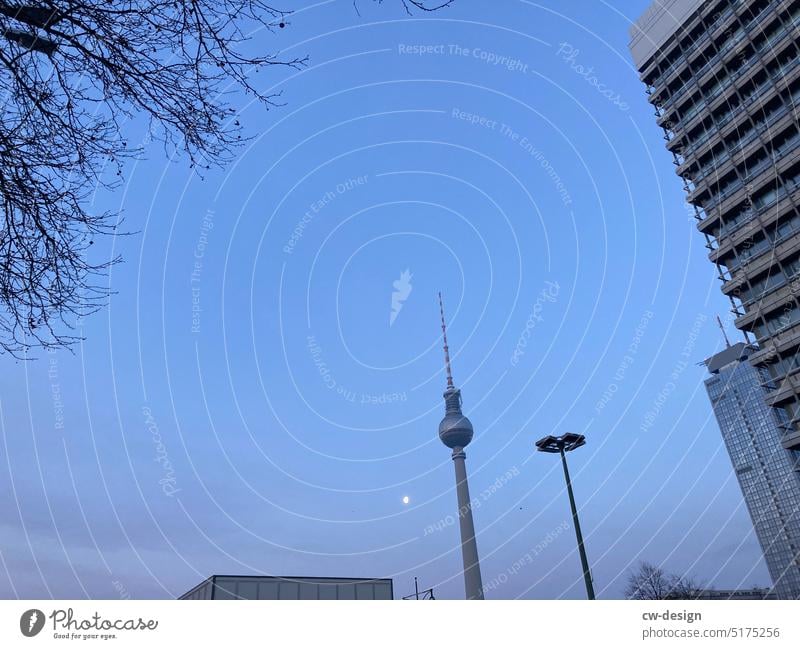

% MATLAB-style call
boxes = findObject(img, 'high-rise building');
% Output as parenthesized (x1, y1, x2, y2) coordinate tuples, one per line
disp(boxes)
(629, 0, 800, 452)
(630, 0, 800, 599)
(704, 343, 800, 598)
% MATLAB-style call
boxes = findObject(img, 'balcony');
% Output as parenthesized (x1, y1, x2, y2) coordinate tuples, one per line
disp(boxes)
(651, 15, 746, 112)
(719, 191, 800, 262)
(667, 77, 780, 159)
(662, 6, 796, 114)
(681, 151, 731, 186)
(735, 278, 800, 330)
(641, 49, 685, 90)
(770, 52, 800, 90)
(675, 53, 800, 160)
(701, 148, 800, 220)
(741, 231, 800, 275)
(715, 208, 760, 243)
(643, 2, 734, 86)
(642, 0, 795, 109)
(712, 187, 800, 251)
(781, 426, 800, 450)
(732, 99, 798, 147)
(756, 17, 800, 60)
(765, 372, 800, 407)
(753, 312, 800, 351)
(696, 140, 800, 231)
(670, 122, 717, 156)
(681, 80, 736, 132)
(748, 326, 800, 365)
(741, 274, 798, 313)
(730, 218, 800, 268)
(695, 180, 743, 215)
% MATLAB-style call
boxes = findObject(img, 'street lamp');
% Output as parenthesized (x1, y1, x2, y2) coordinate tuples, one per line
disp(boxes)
(535, 432, 595, 600)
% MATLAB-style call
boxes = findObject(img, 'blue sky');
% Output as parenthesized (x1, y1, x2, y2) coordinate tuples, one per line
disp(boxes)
(0, 0, 772, 599)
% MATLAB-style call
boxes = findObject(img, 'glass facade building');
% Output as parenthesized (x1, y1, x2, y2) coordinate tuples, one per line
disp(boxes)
(704, 343, 800, 598)
(630, 0, 800, 452)
(179, 575, 394, 600)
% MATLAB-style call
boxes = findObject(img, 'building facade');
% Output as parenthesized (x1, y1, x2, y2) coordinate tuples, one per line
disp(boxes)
(630, 0, 800, 452)
(179, 575, 394, 600)
(691, 587, 777, 599)
(704, 343, 800, 598)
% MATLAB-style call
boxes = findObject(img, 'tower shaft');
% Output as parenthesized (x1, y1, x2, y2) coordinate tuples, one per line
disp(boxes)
(452, 447, 484, 600)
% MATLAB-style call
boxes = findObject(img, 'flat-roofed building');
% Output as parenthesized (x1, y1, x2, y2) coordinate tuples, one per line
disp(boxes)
(691, 587, 777, 599)
(179, 575, 394, 600)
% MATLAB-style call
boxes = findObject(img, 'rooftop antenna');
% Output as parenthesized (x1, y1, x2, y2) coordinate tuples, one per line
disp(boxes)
(402, 577, 435, 600)
(438, 292, 454, 389)
(716, 314, 731, 348)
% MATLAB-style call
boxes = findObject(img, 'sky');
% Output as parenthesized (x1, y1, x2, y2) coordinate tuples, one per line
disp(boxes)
(0, 0, 774, 600)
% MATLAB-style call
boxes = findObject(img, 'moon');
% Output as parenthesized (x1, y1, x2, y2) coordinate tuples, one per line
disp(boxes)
(402, 496, 410, 505)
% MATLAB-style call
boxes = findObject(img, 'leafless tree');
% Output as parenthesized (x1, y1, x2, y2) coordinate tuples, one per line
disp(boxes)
(625, 561, 700, 600)
(0, 0, 451, 356)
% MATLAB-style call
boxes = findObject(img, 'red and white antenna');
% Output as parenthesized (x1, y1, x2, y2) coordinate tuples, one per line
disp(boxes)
(438, 292, 454, 389)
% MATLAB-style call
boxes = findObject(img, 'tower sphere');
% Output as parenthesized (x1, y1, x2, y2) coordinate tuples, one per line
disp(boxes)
(438, 387, 474, 449)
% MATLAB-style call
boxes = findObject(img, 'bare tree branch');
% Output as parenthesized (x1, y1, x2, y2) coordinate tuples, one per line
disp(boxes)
(0, 0, 451, 356)
(361, 0, 455, 16)
(397, 0, 455, 13)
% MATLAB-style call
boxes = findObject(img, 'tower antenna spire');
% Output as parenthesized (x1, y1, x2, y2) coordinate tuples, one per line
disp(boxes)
(717, 314, 731, 348)
(438, 292, 454, 389)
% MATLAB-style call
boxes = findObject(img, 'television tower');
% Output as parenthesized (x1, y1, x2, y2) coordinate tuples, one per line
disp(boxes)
(437, 293, 484, 600)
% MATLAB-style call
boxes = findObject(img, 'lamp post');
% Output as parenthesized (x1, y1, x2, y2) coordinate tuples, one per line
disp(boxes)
(535, 432, 595, 600)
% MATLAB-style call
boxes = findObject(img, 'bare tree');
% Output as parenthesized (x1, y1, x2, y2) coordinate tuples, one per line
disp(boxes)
(625, 561, 700, 600)
(0, 0, 452, 356)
